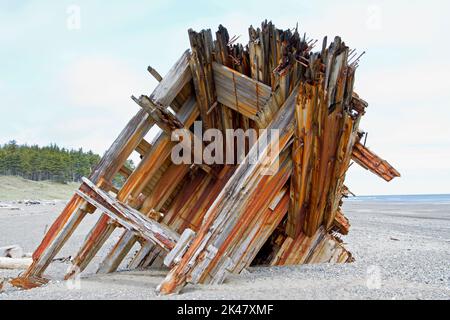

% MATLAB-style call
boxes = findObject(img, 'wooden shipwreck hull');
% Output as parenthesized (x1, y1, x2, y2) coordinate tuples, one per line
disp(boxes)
(10, 20, 399, 294)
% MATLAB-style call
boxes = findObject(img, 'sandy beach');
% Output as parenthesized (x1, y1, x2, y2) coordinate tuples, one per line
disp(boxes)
(0, 199, 449, 300)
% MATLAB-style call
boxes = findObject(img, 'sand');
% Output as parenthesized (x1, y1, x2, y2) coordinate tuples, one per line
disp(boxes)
(0, 199, 449, 300)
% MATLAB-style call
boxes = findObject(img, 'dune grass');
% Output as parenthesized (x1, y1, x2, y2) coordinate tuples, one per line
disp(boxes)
(0, 176, 78, 201)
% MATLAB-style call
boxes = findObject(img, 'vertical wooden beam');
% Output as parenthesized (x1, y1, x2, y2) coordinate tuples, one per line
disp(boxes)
(136, 166, 236, 270)
(14, 106, 155, 286)
(65, 97, 198, 279)
(287, 82, 322, 238)
(204, 152, 292, 283)
(188, 29, 220, 131)
(231, 187, 290, 273)
(214, 25, 235, 132)
(351, 142, 401, 182)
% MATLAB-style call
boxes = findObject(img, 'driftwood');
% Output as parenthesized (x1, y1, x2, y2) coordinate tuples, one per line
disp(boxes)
(11, 20, 399, 294)
(0, 245, 24, 259)
(0, 257, 32, 270)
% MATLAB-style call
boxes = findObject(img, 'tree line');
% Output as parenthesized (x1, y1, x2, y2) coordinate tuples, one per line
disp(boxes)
(0, 140, 101, 183)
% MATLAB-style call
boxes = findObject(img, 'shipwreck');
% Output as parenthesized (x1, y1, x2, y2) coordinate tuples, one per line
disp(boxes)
(9, 20, 399, 294)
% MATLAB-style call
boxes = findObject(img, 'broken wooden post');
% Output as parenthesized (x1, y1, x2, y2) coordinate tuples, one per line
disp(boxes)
(0, 257, 32, 270)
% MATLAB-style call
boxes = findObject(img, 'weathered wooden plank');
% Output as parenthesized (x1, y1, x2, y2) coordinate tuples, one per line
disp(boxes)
(188, 29, 220, 130)
(132, 95, 184, 133)
(149, 49, 192, 106)
(118, 97, 198, 204)
(231, 187, 289, 273)
(304, 51, 348, 236)
(157, 87, 299, 295)
(127, 241, 155, 270)
(65, 99, 198, 279)
(205, 154, 292, 281)
(62, 57, 196, 280)
(323, 114, 359, 229)
(98, 162, 191, 274)
(213, 25, 236, 132)
(137, 166, 237, 270)
(164, 228, 196, 268)
(135, 139, 152, 157)
(287, 82, 322, 238)
(77, 178, 179, 251)
(352, 142, 400, 181)
(96, 231, 138, 274)
(147, 65, 163, 82)
(213, 62, 272, 117)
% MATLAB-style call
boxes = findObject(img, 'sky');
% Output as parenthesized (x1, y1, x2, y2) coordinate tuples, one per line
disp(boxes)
(0, 0, 449, 196)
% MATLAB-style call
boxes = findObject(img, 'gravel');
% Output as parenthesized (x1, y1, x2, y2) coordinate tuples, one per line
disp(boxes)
(1, 200, 449, 300)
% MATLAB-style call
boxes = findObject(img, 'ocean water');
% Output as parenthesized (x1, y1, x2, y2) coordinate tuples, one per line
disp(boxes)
(345, 194, 450, 204)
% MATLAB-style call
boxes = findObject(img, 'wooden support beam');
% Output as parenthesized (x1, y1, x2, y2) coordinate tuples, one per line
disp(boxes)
(61, 52, 195, 281)
(164, 228, 196, 268)
(97, 162, 190, 274)
(132, 95, 184, 133)
(188, 29, 220, 130)
(127, 241, 155, 270)
(134, 94, 213, 175)
(204, 153, 292, 283)
(14, 195, 92, 286)
(65, 97, 198, 280)
(323, 115, 359, 230)
(149, 49, 192, 107)
(77, 178, 179, 251)
(134, 166, 237, 270)
(157, 87, 299, 295)
(96, 231, 138, 274)
(231, 187, 290, 274)
(287, 82, 319, 238)
(214, 25, 235, 131)
(135, 139, 152, 157)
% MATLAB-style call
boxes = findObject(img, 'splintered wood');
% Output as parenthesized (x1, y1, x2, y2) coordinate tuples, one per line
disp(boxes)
(10, 20, 400, 294)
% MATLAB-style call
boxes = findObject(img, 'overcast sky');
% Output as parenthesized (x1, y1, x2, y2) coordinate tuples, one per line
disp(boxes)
(1, 0, 449, 195)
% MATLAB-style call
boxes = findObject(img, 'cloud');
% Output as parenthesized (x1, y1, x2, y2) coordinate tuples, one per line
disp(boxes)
(356, 60, 450, 105)
(52, 54, 160, 154)
(62, 55, 144, 110)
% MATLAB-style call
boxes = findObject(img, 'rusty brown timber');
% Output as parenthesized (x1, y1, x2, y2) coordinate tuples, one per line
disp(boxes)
(10, 20, 399, 293)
